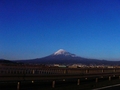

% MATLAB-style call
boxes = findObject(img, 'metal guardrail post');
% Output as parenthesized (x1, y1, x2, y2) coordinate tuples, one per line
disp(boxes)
(96, 78, 98, 83)
(17, 82, 20, 90)
(109, 76, 111, 81)
(52, 81, 55, 88)
(77, 79, 80, 85)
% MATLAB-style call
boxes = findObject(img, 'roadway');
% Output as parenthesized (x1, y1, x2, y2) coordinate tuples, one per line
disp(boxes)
(93, 84, 120, 90)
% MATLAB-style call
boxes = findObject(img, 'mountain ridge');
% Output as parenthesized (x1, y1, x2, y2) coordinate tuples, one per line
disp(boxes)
(14, 49, 120, 65)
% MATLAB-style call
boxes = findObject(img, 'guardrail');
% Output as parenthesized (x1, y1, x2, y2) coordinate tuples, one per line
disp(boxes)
(1, 66, 120, 90)
(0, 67, 120, 75)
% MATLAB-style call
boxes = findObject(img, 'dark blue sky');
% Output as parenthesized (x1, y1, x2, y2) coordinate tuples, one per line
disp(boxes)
(1, 0, 120, 60)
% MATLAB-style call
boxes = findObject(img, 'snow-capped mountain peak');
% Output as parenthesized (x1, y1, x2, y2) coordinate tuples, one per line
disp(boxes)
(54, 49, 66, 55)
(53, 49, 76, 57)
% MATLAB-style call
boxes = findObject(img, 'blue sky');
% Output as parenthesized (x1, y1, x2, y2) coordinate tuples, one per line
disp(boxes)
(0, 0, 120, 60)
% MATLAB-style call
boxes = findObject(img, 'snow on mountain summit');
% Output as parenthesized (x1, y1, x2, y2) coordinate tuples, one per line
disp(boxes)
(54, 49, 66, 55)
(53, 49, 76, 57)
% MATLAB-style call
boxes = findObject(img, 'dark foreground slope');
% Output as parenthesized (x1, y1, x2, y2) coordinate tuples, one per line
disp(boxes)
(0, 59, 16, 64)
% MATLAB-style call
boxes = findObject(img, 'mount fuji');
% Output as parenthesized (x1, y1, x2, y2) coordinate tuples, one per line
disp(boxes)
(15, 49, 120, 65)
(53, 49, 76, 57)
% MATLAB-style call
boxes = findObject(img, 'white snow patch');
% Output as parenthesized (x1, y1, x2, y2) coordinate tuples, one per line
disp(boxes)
(53, 49, 76, 57)
(54, 49, 66, 55)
